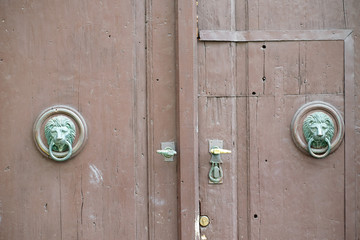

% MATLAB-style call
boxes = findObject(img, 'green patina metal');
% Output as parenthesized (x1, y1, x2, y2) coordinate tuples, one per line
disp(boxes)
(208, 146, 230, 184)
(156, 147, 177, 158)
(303, 112, 335, 159)
(45, 115, 76, 161)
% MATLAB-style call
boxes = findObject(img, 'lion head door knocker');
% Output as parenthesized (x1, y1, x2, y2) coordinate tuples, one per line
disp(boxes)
(291, 101, 344, 159)
(45, 116, 76, 161)
(33, 106, 87, 162)
(303, 112, 334, 158)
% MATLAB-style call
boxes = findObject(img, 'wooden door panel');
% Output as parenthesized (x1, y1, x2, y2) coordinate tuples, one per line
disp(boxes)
(197, 37, 350, 239)
(249, 41, 344, 97)
(254, 94, 344, 239)
(198, 42, 247, 97)
(0, 0, 178, 239)
(250, 0, 345, 30)
(198, 97, 248, 239)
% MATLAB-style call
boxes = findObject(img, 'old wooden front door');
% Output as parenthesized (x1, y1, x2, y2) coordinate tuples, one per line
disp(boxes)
(194, 1, 356, 239)
(0, 0, 179, 239)
(1, 0, 358, 239)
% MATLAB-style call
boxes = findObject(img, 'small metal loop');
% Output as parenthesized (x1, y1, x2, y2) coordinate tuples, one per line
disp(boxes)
(33, 105, 87, 161)
(208, 163, 223, 183)
(307, 138, 332, 159)
(49, 140, 73, 161)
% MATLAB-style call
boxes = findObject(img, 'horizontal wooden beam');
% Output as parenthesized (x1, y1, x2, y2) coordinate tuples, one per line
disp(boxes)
(199, 29, 353, 42)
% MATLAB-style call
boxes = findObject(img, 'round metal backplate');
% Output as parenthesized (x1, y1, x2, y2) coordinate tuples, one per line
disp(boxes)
(33, 105, 88, 161)
(290, 101, 344, 157)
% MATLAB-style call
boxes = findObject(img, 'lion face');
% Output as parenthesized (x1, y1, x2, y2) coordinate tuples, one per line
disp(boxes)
(303, 112, 334, 149)
(45, 116, 76, 152)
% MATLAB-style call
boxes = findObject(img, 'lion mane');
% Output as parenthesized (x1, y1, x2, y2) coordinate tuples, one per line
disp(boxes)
(45, 116, 76, 151)
(303, 112, 334, 149)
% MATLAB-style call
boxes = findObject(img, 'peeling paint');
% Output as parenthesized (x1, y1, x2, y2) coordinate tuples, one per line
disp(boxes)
(89, 164, 103, 185)
(150, 196, 165, 206)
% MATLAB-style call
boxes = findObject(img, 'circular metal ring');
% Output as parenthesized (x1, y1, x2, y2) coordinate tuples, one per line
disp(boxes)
(33, 105, 88, 160)
(290, 101, 344, 157)
(49, 140, 73, 161)
(307, 137, 331, 159)
(208, 163, 223, 183)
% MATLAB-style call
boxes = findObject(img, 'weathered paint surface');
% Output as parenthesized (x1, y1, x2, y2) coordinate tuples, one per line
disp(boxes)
(0, 0, 360, 239)
(197, 1, 359, 239)
(0, 0, 177, 239)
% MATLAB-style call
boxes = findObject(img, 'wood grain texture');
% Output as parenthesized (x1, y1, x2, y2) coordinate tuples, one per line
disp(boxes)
(0, 0, 149, 239)
(199, 30, 352, 42)
(147, 0, 178, 238)
(197, 14, 352, 240)
(342, 1, 360, 239)
(176, 0, 200, 239)
(248, 0, 346, 30)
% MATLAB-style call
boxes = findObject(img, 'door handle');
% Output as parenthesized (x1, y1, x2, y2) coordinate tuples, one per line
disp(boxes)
(157, 147, 177, 158)
(210, 148, 231, 155)
(208, 142, 231, 184)
(156, 142, 177, 161)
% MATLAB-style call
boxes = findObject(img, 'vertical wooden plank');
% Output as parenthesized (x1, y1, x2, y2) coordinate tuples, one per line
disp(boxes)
(198, 97, 240, 239)
(147, 0, 178, 238)
(176, 0, 199, 239)
(236, 97, 249, 240)
(343, 1, 360, 238)
(235, 0, 247, 31)
(248, 43, 263, 96)
(248, 96, 260, 240)
(134, 0, 149, 238)
(344, 33, 356, 240)
(235, 43, 248, 95)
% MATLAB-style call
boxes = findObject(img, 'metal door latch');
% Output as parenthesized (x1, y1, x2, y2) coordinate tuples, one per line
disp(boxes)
(208, 140, 231, 184)
(156, 142, 177, 161)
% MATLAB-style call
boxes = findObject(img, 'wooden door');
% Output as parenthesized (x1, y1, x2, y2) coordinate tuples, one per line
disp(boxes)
(0, 0, 179, 239)
(192, 1, 356, 240)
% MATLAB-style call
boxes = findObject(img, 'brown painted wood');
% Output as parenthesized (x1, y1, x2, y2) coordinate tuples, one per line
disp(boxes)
(197, 1, 356, 237)
(1, 0, 360, 239)
(199, 30, 352, 42)
(342, 1, 360, 239)
(0, 0, 178, 239)
(176, 0, 200, 239)
(147, 0, 178, 238)
(248, 0, 346, 31)
(344, 34, 356, 240)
